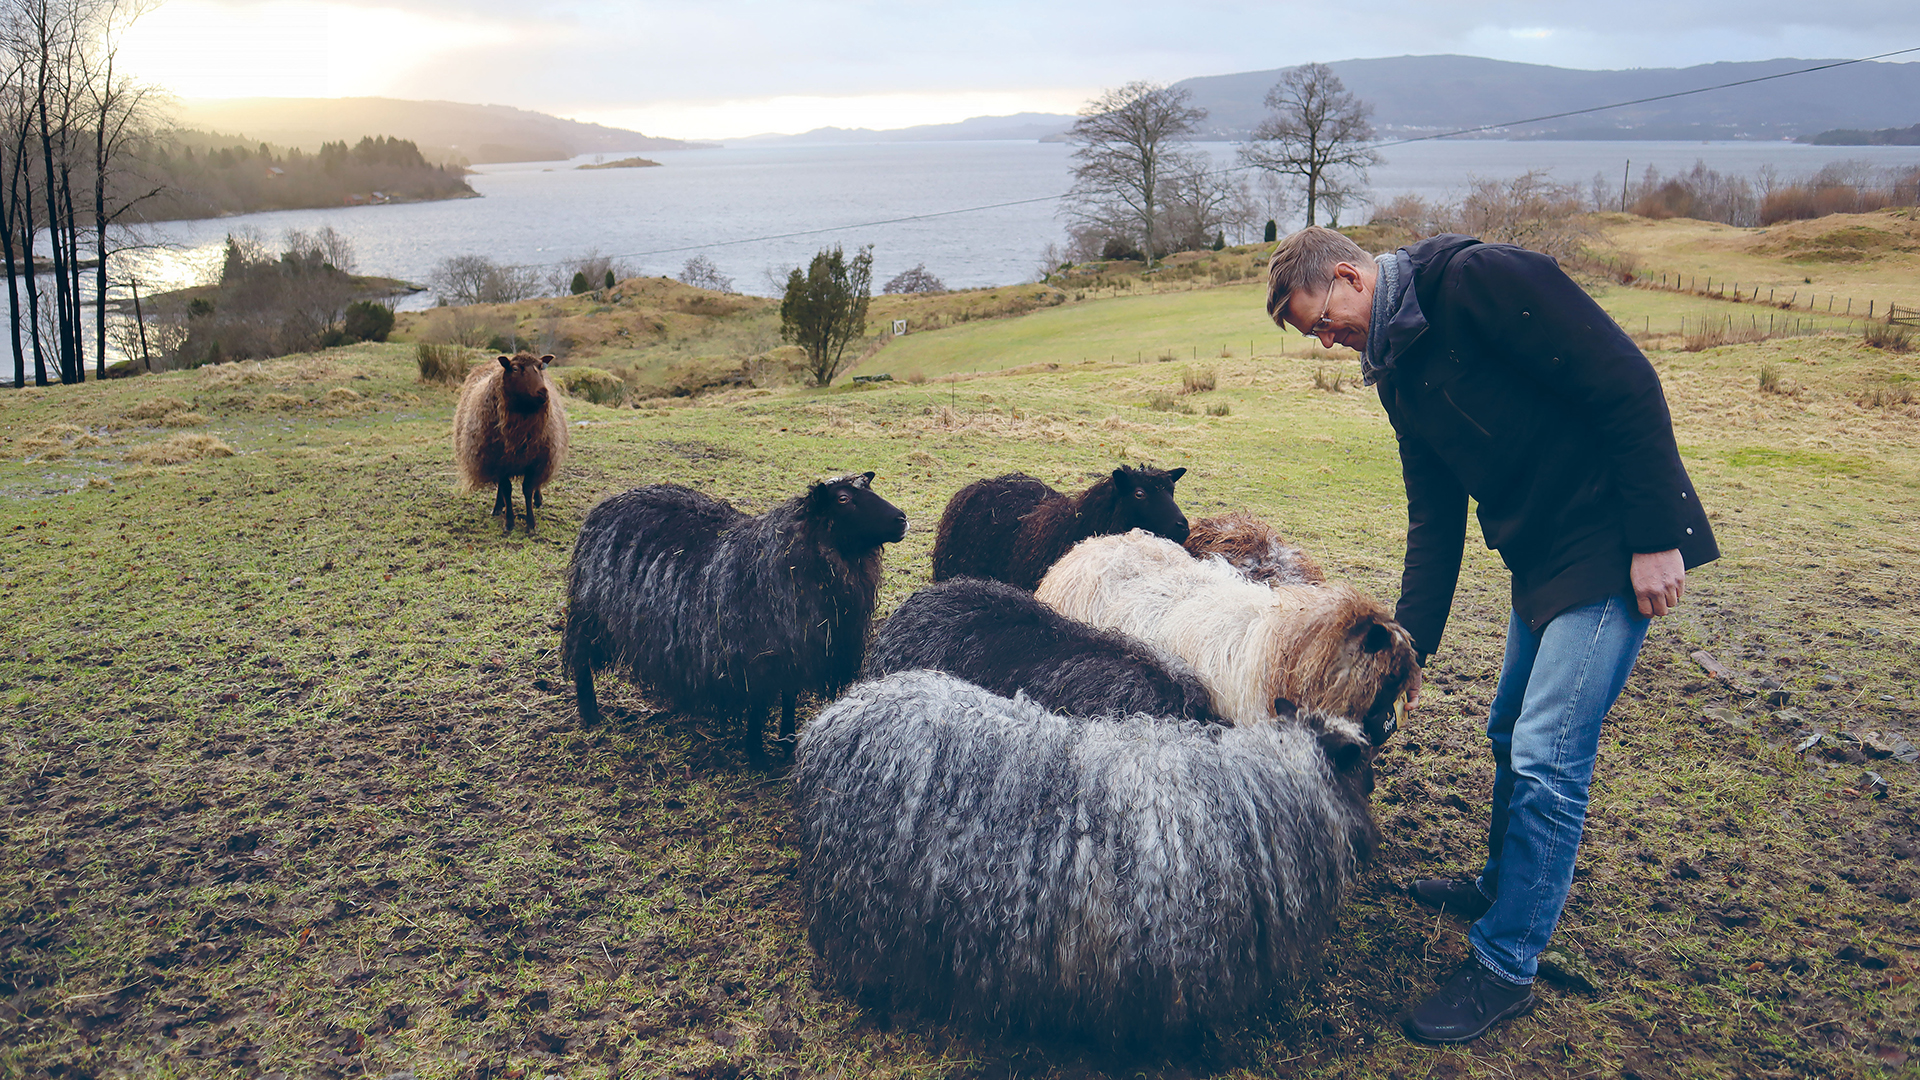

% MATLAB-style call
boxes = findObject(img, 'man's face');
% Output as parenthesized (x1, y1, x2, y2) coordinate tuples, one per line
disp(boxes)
(1281, 261, 1372, 352)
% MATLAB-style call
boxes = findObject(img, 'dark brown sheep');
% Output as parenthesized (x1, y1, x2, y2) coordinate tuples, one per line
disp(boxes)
(929, 465, 1189, 590)
(453, 352, 569, 535)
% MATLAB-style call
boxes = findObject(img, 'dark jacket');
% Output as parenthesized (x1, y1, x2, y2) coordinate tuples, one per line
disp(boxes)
(1374, 234, 1718, 656)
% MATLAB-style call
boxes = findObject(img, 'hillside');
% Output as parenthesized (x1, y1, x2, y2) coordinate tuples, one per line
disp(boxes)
(171, 97, 715, 165)
(1176, 54, 1920, 140)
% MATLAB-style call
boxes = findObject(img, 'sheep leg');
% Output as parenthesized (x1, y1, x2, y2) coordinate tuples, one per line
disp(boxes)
(779, 691, 797, 748)
(522, 478, 538, 535)
(744, 705, 769, 766)
(576, 665, 600, 726)
(495, 478, 515, 533)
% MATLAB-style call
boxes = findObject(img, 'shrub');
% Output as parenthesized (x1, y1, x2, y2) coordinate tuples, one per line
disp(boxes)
(554, 366, 627, 406)
(429, 254, 543, 305)
(342, 300, 395, 342)
(1264, 219, 1278, 242)
(605, 269, 617, 290)
(678, 255, 735, 293)
(415, 342, 470, 385)
(882, 263, 946, 294)
(571, 271, 591, 295)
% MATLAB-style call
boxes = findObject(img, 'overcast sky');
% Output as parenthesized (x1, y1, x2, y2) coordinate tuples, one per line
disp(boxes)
(116, 0, 1920, 140)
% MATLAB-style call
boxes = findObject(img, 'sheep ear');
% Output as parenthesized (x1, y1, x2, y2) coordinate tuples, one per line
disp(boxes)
(857, 471, 874, 487)
(497, 355, 512, 369)
(1168, 467, 1186, 483)
(1363, 622, 1393, 654)
(539, 354, 555, 368)
(1111, 468, 1132, 491)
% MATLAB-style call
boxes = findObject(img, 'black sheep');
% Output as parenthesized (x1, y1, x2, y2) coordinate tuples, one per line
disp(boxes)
(563, 473, 908, 760)
(929, 465, 1189, 590)
(865, 577, 1225, 725)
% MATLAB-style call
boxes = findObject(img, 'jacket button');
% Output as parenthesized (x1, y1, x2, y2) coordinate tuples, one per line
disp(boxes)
(1521, 311, 1530, 318)
(1686, 527, 1694, 535)
(1682, 492, 1689, 499)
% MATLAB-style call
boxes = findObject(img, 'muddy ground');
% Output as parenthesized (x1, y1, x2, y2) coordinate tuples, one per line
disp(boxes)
(2, 337, 1916, 1079)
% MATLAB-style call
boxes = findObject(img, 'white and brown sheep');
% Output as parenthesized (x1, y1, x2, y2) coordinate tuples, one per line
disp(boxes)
(1036, 530, 1420, 747)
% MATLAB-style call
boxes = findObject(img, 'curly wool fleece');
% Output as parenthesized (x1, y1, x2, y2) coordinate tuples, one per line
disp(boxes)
(791, 669, 1373, 1045)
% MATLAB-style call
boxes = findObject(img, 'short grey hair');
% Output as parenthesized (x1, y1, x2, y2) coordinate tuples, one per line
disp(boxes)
(1265, 226, 1372, 327)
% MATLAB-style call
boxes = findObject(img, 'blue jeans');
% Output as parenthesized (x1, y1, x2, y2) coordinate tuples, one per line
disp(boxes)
(1469, 594, 1649, 985)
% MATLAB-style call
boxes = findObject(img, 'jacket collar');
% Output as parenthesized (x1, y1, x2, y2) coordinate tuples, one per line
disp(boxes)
(1378, 234, 1483, 376)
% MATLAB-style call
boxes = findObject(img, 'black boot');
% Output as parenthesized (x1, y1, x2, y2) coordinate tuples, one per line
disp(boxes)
(1404, 958, 1536, 1044)
(1408, 876, 1492, 921)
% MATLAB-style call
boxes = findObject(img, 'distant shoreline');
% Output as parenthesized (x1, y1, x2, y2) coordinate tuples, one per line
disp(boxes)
(577, 157, 663, 170)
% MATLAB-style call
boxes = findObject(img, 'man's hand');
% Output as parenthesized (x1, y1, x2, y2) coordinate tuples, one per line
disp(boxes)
(1631, 549, 1686, 617)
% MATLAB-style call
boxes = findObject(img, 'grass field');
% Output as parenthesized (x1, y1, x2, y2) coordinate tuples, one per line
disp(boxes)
(2, 234, 1918, 1079)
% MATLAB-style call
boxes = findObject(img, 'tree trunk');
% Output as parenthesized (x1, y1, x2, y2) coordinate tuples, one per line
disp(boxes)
(35, 58, 76, 384)
(1, 137, 25, 389)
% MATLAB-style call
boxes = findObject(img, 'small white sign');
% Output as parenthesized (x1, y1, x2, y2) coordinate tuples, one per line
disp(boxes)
(892, 319, 908, 336)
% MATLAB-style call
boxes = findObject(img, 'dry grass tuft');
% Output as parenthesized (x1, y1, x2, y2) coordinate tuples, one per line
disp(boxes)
(159, 411, 207, 427)
(1863, 321, 1914, 353)
(1181, 366, 1217, 394)
(415, 342, 471, 386)
(1313, 366, 1347, 393)
(259, 393, 305, 411)
(124, 432, 235, 465)
(125, 396, 192, 421)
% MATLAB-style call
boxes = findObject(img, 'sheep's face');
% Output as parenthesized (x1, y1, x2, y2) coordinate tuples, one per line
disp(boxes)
(497, 352, 555, 412)
(1112, 465, 1190, 543)
(815, 472, 908, 552)
(1284, 701, 1379, 860)
(1351, 618, 1421, 747)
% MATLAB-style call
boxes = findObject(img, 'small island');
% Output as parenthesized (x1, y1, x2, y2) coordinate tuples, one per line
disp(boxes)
(578, 156, 663, 170)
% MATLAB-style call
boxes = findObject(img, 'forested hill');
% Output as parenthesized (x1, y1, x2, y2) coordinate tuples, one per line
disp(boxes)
(138, 133, 475, 221)
(172, 96, 710, 165)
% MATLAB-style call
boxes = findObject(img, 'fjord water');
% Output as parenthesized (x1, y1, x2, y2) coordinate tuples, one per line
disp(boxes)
(83, 137, 1920, 312)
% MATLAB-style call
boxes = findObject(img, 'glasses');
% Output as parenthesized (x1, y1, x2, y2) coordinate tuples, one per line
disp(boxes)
(1296, 277, 1337, 338)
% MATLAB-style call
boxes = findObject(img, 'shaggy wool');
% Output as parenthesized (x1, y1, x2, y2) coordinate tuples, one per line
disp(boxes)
(793, 670, 1373, 1044)
(929, 465, 1188, 589)
(1036, 530, 1420, 746)
(452, 352, 569, 533)
(865, 577, 1224, 725)
(1184, 510, 1326, 586)
(563, 473, 906, 756)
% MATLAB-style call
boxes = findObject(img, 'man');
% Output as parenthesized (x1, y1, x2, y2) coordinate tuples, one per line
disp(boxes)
(1264, 227, 1717, 1044)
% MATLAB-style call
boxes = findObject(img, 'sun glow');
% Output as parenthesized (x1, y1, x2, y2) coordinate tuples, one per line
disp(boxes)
(117, 0, 515, 99)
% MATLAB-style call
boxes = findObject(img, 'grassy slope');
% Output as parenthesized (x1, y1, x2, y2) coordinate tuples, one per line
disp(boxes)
(2, 236, 1918, 1079)
(1599, 208, 1920, 314)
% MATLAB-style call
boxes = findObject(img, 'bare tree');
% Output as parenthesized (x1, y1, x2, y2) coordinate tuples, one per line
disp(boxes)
(1062, 81, 1206, 270)
(1161, 165, 1249, 252)
(1239, 63, 1381, 228)
(677, 254, 733, 293)
(429, 253, 542, 306)
(881, 262, 944, 294)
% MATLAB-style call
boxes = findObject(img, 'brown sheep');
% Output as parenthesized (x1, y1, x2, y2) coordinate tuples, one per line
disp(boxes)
(1184, 510, 1326, 586)
(453, 352, 569, 535)
(1036, 531, 1421, 748)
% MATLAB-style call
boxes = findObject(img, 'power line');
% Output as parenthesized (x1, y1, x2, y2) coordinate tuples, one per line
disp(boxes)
(557, 45, 1920, 271)
(1373, 46, 1920, 147)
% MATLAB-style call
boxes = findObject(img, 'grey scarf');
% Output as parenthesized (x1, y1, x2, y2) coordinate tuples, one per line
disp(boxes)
(1363, 250, 1414, 385)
